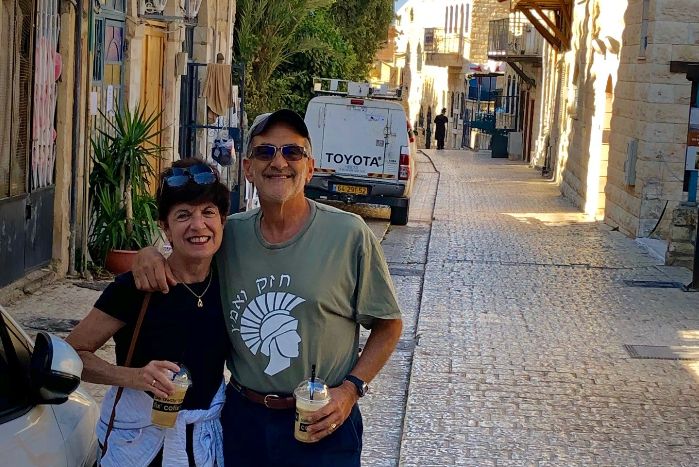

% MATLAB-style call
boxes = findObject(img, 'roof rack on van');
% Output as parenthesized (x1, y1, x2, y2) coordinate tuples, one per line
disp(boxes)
(312, 77, 403, 101)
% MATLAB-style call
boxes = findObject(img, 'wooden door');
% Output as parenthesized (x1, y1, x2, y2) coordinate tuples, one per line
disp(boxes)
(141, 26, 165, 191)
(523, 91, 535, 163)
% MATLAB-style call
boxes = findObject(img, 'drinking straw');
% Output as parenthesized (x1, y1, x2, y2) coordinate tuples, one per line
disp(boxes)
(310, 364, 316, 401)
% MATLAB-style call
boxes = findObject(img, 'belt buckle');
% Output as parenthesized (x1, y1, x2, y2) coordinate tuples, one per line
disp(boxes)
(264, 394, 281, 408)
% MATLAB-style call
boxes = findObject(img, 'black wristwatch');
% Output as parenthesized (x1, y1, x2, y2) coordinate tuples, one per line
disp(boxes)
(344, 374, 369, 397)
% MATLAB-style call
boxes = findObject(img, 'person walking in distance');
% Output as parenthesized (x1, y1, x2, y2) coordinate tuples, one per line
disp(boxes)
(434, 107, 448, 150)
(131, 109, 403, 467)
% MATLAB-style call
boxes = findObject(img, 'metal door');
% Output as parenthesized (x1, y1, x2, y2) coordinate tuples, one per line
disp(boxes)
(89, 2, 125, 132)
(89, 0, 125, 138)
(461, 94, 471, 148)
(465, 75, 522, 151)
(178, 27, 196, 158)
(178, 61, 245, 210)
(0, 0, 59, 287)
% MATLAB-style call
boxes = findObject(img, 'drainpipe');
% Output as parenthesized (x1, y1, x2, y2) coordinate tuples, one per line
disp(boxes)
(68, 0, 83, 275)
(691, 206, 699, 290)
(688, 172, 699, 291)
(685, 67, 698, 290)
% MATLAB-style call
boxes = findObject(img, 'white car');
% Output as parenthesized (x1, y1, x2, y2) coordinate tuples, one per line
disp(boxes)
(0, 306, 99, 466)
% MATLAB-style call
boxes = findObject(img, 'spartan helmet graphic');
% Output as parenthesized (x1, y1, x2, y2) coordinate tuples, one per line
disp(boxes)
(240, 292, 305, 376)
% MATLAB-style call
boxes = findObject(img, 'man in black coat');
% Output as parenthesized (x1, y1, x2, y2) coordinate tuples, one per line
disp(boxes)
(434, 108, 448, 150)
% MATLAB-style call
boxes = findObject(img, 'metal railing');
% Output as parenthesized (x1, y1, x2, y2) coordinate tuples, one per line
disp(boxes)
(424, 28, 464, 55)
(488, 13, 543, 59)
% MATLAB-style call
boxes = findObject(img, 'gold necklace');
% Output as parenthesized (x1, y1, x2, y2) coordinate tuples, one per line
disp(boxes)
(179, 271, 213, 308)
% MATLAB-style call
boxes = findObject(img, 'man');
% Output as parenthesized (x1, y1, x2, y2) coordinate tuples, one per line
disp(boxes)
(434, 107, 448, 150)
(132, 109, 403, 466)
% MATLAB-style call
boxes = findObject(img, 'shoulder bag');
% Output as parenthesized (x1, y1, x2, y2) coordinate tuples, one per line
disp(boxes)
(100, 292, 152, 459)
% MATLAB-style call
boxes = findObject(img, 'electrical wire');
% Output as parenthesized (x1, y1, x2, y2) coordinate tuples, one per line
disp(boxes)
(647, 200, 669, 238)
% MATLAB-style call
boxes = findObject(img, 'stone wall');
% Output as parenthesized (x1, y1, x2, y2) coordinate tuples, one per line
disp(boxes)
(469, 0, 510, 64)
(605, 0, 699, 237)
(530, 46, 558, 170)
(556, 0, 627, 219)
(666, 205, 697, 270)
(525, 0, 698, 239)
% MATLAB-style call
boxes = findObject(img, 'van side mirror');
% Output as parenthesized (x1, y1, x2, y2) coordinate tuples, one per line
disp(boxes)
(30, 332, 83, 404)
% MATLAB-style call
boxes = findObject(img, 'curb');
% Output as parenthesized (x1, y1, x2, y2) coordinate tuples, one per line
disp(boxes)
(0, 269, 57, 306)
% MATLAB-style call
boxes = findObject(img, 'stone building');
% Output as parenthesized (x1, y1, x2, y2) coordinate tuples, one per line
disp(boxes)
(0, 0, 237, 291)
(370, 25, 400, 86)
(394, 0, 510, 150)
(1, 0, 81, 290)
(496, 0, 698, 267)
(486, 10, 545, 162)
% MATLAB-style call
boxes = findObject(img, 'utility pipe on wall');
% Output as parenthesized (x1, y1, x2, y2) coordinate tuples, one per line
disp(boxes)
(68, 0, 83, 275)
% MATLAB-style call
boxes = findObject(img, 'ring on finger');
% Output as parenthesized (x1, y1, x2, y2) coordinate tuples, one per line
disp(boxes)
(151, 379, 157, 387)
(330, 423, 337, 432)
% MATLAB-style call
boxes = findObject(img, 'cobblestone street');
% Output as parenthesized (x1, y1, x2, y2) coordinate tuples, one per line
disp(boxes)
(4, 149, 699, 466)
(397, 150, 699, 466)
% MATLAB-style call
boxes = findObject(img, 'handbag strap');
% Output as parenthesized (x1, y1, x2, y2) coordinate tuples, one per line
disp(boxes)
(101, 292, 152, 459)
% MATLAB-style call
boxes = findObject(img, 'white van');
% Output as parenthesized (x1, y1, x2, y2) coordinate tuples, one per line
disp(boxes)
(304, 90, 415, 225)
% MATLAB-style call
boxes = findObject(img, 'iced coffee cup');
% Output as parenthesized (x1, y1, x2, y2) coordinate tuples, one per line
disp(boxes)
(293, 377, 331, 443)
(151, 366, 192, 428)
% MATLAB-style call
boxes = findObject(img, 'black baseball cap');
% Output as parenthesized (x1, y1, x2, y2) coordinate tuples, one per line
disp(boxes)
(246, 109, 312, 156)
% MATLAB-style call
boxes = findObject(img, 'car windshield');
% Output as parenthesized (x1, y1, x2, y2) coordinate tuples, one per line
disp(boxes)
(0, 312, 32, 421)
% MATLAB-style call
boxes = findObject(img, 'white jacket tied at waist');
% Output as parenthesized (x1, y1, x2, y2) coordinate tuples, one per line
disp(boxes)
(97, 381, 225, 467)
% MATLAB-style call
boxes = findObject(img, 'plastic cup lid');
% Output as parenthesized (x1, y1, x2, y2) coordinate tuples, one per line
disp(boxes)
(294, 377, 330, 402)
(171, 365, 192, 387)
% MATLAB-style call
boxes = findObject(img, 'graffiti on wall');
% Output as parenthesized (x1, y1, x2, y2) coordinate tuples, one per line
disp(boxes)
(32, 0, 61, 189)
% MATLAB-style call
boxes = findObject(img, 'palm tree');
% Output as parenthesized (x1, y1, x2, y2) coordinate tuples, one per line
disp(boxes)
(234, 0, 333, 116)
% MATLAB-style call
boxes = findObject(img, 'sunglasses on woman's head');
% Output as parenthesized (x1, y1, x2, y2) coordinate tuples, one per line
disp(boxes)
(161, 164, 218, 189)
(249, 144, 308, 162)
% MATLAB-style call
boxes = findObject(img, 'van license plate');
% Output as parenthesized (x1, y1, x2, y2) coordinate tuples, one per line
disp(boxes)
(334, 184, 368, 195)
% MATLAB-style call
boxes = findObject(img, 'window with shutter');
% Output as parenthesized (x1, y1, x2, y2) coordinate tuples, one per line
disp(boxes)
(0, 0, 34, 200)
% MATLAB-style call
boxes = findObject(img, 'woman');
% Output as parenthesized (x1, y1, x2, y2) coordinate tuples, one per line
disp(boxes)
(67, 158, 231, 467)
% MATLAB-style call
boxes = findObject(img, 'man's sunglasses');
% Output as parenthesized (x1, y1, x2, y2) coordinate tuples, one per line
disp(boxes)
(161, 164, 218, 189)
(249, 144, 308, 162)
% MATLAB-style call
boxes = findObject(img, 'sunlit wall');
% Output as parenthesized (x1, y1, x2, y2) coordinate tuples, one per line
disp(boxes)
(528, 0, 699, 238)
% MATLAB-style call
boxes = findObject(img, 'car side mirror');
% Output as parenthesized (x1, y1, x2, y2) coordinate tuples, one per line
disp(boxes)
(30, 331, 83, 404)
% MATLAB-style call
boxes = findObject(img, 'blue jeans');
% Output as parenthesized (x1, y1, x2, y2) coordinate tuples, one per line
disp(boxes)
(221, 384, 362, 467)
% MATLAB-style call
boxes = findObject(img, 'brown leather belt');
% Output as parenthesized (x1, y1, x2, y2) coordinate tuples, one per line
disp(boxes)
(229, 380, 295, 410)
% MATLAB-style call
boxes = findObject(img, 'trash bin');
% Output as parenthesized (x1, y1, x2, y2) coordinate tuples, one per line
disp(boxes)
(491, 131, 509, 158)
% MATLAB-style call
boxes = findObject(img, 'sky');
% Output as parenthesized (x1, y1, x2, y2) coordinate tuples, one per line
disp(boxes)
(395, 0, 408, 11)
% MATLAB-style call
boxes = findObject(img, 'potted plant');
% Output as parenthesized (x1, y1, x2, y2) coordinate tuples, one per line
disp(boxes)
(88, 103, 164, 274)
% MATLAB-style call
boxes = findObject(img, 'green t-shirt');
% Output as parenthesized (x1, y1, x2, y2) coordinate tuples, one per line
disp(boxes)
(217, 200, 401, 394)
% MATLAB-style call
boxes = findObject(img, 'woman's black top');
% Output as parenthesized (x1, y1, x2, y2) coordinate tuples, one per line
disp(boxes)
(94, 270, 229, 410)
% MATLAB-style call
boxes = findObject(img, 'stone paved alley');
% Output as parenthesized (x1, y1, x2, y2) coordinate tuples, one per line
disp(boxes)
(4, 149, 699, 466)
(396, 150, 699, 466)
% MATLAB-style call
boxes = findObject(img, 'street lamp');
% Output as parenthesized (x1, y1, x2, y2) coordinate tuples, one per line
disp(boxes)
(139, 0, 200, 21)
(181, 0, 202, 20)
(143, 0, 167, 14)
